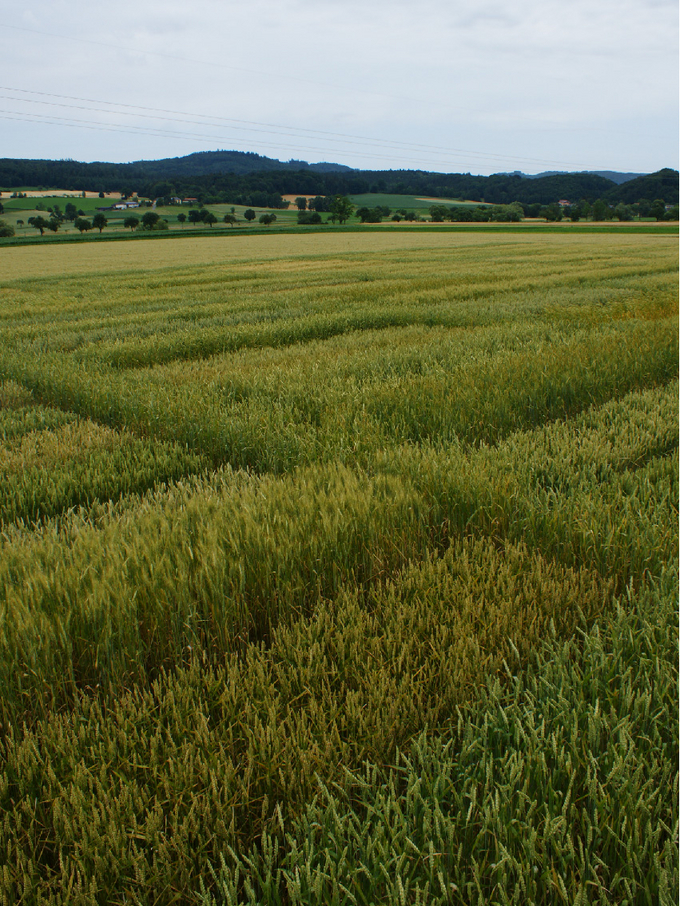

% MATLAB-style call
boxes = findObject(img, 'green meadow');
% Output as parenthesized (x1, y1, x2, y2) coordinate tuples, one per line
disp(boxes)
(348, 192, 487, 211)
(0, 229, 677, 904)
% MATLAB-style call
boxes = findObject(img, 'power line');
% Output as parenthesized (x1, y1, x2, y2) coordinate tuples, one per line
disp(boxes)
(0, 92, 491, 161)
(0, 85, 593, 170)
(0, 110, 546, 171)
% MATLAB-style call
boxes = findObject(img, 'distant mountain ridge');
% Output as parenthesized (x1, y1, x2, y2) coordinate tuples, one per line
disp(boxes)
(499, 170, 645, 185)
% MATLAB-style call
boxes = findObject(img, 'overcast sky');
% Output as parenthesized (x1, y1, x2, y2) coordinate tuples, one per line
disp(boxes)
(1, 0, 677, 175)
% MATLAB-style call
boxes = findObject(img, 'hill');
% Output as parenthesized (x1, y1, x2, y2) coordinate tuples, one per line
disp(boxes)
(127, 150, 354, 177)
(0, 152, 676, 207)
(0, 150, 353, 192)
(500, 170, 645, 184)
(604, 168, 679, 205)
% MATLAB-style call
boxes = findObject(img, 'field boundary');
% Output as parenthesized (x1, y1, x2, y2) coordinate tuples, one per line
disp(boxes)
(0, 221, 677, 249)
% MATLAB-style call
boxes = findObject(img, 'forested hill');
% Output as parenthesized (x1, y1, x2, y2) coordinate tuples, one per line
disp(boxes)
(518, 170, 644, 184)
(603, 168, 679, 205)
(128, 151, 355, 176)
(0, 151, 677, 206)
(0, 151, 354, 191)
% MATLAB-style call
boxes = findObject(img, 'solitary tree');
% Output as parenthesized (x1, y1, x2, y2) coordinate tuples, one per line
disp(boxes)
(16, 219, 24, 229)
(74, 218, 92, 234)
(244, 209, 256, 222)
(295, 196, 307, 211)
(141, 211, 160, 230)
(188, 209, 202, 226)
(329, 195, 354, 224)
(309, 195, 328, 212)
(92, 213, 108, 233)
(0, 219, 14, 238)
(28, 216, 49, 235)
(223, 214, 237, 227)
(259, 213, 276, 226)
(204, 212, 218, 228)
(177, 213, 186, 228)
(124, 216, 140, 230)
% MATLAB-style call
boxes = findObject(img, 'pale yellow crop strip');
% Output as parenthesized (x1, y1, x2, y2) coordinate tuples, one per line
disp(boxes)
(1, 235, 674, 340)
(3, 231, 671, 281)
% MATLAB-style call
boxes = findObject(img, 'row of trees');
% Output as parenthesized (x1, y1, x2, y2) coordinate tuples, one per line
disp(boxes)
(293, 196, 333, 212)
(537, 198, 677, 222)
(18, 206, 284, 237)
(6, 192, 677, 240)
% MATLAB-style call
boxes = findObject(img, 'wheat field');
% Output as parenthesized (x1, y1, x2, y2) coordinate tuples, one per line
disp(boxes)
(0, 229, 677, 904)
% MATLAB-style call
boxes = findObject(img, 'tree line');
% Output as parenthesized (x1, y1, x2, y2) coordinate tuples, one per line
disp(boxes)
(1, 155, 676, 208)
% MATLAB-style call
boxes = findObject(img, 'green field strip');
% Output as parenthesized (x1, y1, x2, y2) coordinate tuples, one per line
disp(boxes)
(0, 418, 210, 527)
(0, 314, 676, 472)
(0, 406, 76, 441)
(200, 570, 677, 906)
(0, 539, 616, 905)
(0, 390, 78, 441)
(67, 275, 680, 369)
(0, 382, 675, 727)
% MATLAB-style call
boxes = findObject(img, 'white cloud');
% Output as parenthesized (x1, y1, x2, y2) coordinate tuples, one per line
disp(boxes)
(0, 0, 676, 173)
